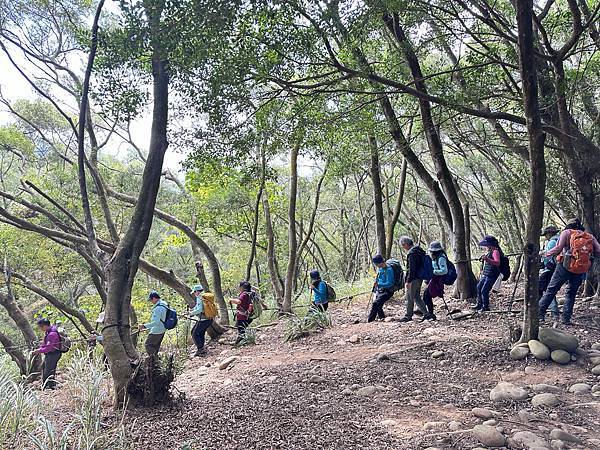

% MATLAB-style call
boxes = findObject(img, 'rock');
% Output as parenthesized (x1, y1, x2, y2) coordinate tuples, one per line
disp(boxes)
(310, 375, 325, 383)
(490, 382, 528, 402)
(350, 384, 361, 390)
(518, 409, 538, 423)
(550, 350, 571, 365)
(539, 328, 579, 352)
(549, 429, 582, 444)
(590, 356, 600, 365)
(531, 393, 561, 407)
(532, 384, 562, 394)
(524, 366, 536, 374)
(511, 345, 530, 360)
(483, 419, 497, 426)
(472, 407, 495, 419)
(431, 350, 445, 358)
(592, 365, 600, 375)
(592, 343, 600, 351)
(592, 384, 600, 393)
(529, 340, 551, 360)
(383, 317, 394, 322)
(472, 425, 506, 447)
(568, 383, 591, 394)
(341, 388, 353, 396)
(376, 353, 390, 362)
(448, 421, 462, 431)
(267, 375, 278, 382)
(349, 334, 360, 343)
(381, 419, 397, 426)
(356, 385, 377, 396)
(218, 356, 239, 370)
(550, 439, 566, 450)
(423, 421, 445, 430)
(511, 431, 550, 448)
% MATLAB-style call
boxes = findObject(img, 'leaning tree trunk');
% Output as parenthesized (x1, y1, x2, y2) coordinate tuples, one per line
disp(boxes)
(103, 35, 170, 406)
(516, 0, 546, 342)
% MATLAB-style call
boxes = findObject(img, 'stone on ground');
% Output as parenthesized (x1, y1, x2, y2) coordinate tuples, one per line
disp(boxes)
(549, 429, 582, 444)
(568, 383, 591, 394)
(356, 385, 377, 396)
(511, 345, 530, 360)
(528, 340, 551, 360)
(590, 356, 600, 365)
(531, 393, 561, 407)
(423, 421, 445, 430)
(510, 431, 550, 448)
(592, 365, 600, 375)
(448, 421, 462, 431)
(490, 382, 528, 402)
(472, 425, 506, 447)
(483, 419, 497, 426)
(218, 356, 239, 370)
(517, 409, 538, 423)
(309, 375, 325, 383)
(431, 350, 445, 358)
(539, 328, 579, 352)
(592, 342, 600, 351)
(349, 334, 360, 343)
(532, 384, 561, 394)
(550, 349, 571, 365)
(472, 407, 497, 419)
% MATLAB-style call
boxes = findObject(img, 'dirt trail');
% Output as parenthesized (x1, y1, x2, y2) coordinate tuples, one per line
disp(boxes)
(128, 288, 600, 449)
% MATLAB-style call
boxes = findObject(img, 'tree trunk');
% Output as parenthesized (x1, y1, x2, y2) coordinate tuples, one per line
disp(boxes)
(516, 0, 547, 342)
(0, 331, 29, 377)
(246, 152, 266, 281)
(385, 158, 407, 259)
(283, 138, 301, 313)
(263, 196, 284, 306)
(369, 133, 387, 257)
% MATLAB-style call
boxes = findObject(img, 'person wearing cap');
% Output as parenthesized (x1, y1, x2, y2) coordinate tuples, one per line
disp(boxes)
(230, 281, 254, 344)
(422, 241, 448, 319)
(475, 235, 501, 312)
(368, 254, 395, 322)
(538, 225, 560, 321)
(189, 284, 212, 356)
(309, 270, 329, 312)
(138, 290, 168, 356)
(33, 317, 62, 389)
(398, 236, 433, 322)
(539, 218, 600, 325)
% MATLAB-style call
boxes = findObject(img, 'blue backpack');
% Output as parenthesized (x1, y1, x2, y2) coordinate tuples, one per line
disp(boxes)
(158, 303, 178, 330)
(441, 255, 458, 285)
(417, 253, 434, 281)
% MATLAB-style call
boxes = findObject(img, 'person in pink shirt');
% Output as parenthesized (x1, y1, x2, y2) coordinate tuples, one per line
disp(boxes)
(539, 218, 600, 325)
(475, 235, 502, 312)
(33, 318, 62, 389)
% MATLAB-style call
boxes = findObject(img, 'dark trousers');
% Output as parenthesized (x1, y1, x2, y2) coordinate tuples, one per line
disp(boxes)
(236, 318, 253, 340)
(311, 302, 329, 312)
(539, 268, 559, 318)
(145, 333, 165, 356)
(476, 275, 496, 309)
(422, 289, 434, 315)
(42, 351, 62, 389)
(368, 289, 393, 322)
(192, 319, 213, 351)
(539, 264, 585, 323)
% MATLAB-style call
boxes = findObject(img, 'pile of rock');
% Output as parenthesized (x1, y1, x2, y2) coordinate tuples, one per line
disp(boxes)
(590, 342, 600, 379)
(510, 328, 579, 365)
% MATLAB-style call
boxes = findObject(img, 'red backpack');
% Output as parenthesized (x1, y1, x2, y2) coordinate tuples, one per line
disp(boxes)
(559, 230, 593, 274)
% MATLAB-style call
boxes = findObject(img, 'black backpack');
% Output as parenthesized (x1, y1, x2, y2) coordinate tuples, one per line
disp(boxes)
(499, 253, 511, 281)
(386, 259, 405, 292)
(158, 303, 178, 330)
(324, 282, 336, 302)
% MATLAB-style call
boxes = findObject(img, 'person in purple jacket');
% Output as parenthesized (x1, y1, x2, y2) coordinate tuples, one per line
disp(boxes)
(33, 318, 62, 389)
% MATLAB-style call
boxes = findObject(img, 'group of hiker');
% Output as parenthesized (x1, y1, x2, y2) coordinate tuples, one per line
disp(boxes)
(31, 217, 599, 390)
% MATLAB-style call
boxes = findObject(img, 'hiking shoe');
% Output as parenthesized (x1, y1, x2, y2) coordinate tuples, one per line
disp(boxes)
(398, 317, 412, 323)
(194, 349, 207, 357)
(471, 304, 483, 310)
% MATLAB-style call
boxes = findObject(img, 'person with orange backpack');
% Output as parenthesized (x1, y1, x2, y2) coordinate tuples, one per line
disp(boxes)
(189, 284, 215, 357)
(539, 218, 600, 325)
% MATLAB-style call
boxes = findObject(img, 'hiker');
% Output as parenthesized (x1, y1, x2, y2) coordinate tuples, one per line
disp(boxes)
(539, 225, 560, 321)
(138, 290, 167, 356)
(368, 254, 395, 322)
(230, 280, 254, 344)
(33, 318, 62, 390)
(475, 235, 502, 312)
(539, 218, 600, 325)
(190, 284, 213, 356)
(422, 241, 448, 320)
(309, 270, 329, 312)
(399, 237, 434, 322)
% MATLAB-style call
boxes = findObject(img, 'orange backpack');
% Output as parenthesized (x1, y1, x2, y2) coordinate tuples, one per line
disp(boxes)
(559, 230, 593, 274)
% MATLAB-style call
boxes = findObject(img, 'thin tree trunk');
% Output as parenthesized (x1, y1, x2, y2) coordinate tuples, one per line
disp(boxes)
(283, 138, 302, 312)
(263, 195, 284, 306)
(516, 0, 547, 342)
(385, 158, 407, 259)
(369, 133, 387, 257)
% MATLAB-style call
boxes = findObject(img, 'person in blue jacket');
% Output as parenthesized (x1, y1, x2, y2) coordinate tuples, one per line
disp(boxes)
(309, 270, 329, 312)
(422, 241, 448, 320)
(190, 284, 213, 357)
(138, 291, 167, 356)
(538, 225, 560, 321)
(368, 254, 395, 322)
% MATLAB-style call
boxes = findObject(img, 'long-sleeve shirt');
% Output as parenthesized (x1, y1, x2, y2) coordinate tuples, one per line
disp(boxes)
(406, 246, 425, 282)
(541, 234, 559, 269)
(484, 249, 501, 266)
(144, 300, 168, 334)
(312, 280, 328, 304)
(546, 229, 600, 257)
(432, 255, 448, 276)
(191, 295, 211, 321)
(236, 292, 253, 321)
(38, 326, 61, 354)
(376, 266, 395, 289)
